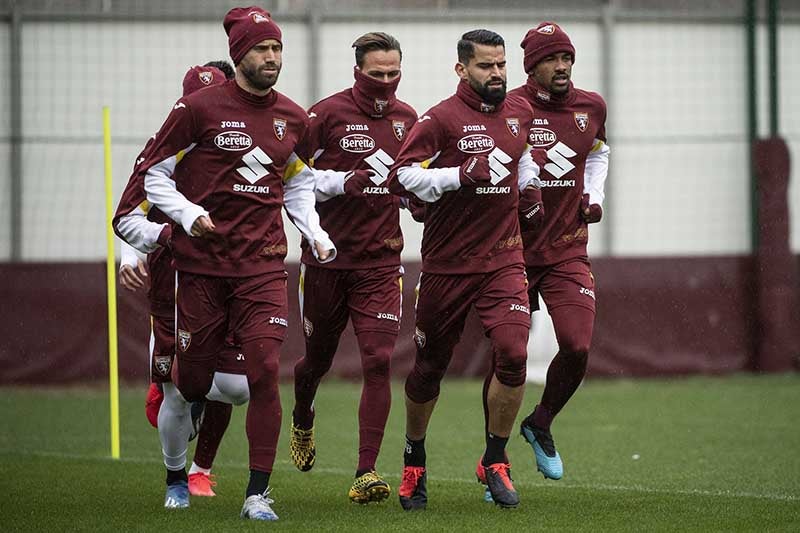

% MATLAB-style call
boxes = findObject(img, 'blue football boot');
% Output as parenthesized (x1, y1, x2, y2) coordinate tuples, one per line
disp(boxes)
(520, 416, 563, 480)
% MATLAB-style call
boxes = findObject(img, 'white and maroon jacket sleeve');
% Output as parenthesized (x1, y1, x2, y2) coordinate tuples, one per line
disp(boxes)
(283, 153, 337, 263)
(517, 145, 543, 191)
(115, 203, 169, 254)
(119, 239, 146, 271)
(141, 99, 209, 234)
(583, 139, 609, 206)
(387, 112, 461, 202)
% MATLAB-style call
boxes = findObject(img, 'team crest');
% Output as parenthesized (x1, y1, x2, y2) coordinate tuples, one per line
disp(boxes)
(574, 112, 589, 132)
(506, 118, 520, 137)
(273, 118, 287, 141)
(414, 327, 426, 349)
(537, 24, 556, 35)
(198, 71, 214, 85)
(177, 329, 191, 352)
(392, 120, 406, 141)
(303, 317, 314, 338)
(250, 10, 270, 24)
(154, 355, 172, 376)
(374, 99, 388, 115)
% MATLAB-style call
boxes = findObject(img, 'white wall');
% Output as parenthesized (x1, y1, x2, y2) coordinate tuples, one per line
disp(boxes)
(6, 18, 799, 261)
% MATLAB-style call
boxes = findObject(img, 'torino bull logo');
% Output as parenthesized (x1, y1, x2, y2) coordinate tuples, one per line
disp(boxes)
(392, 120, 406, 141)
(178, 329, 192, 352)
(154, 355, 172, 376)
(273, 118, 287, 141)
(574, 112, 589, 132)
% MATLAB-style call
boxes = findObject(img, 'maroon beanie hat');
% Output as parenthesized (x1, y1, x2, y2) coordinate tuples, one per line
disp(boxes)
(224, 6, 282, 65)
(182, 65, 226, 96)
(520, 22, 575, 74)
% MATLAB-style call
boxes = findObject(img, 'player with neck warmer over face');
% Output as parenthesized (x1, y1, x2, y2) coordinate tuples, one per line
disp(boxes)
(386, 29, 543, 510)
(288, 32, 417, 505)
(502, 21, 609, 488)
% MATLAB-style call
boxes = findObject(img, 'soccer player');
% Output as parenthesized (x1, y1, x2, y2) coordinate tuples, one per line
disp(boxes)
(288, 32, 417, 504)
(387, 29, 543, 510)
(510, 21, 609, 481)
(116, 63, 250, 501)
(135, 6, 335, 521)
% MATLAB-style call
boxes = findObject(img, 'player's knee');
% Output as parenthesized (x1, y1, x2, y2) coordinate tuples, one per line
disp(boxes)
(248, 358, 280, 388)
(214, 373, 249, 405)
(362, 352, 391, 383)
(359, 333, 394, 382)
(404, 359, 446, 404)
(491, 325, 528, 388)
(560, 337, 590, 361)
(494, 358, 527, 387)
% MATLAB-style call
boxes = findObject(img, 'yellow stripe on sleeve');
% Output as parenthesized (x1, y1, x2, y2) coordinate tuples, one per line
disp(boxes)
(137, 200, 150, 215)
(283, 157, 307, 183)
(590, 140, 605, 153)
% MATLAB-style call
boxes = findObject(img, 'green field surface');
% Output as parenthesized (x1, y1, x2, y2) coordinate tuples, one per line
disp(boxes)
(2, 375, 799, 531)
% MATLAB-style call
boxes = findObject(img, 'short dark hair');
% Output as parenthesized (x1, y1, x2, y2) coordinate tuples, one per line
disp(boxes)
(352, 32, 402, 68)
(203, 60, 235, 80)
(457, 29, 504, 64)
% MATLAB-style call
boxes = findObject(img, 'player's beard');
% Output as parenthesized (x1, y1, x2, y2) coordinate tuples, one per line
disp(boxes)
(242, 60, 281, 92)
(471, 76, 507, 105)
(549, 73, 570, 94)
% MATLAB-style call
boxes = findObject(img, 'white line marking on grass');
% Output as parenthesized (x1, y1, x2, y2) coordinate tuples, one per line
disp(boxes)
(3, 449, 798, 503)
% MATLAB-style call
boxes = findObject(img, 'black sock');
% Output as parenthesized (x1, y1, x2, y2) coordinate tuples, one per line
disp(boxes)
(246, 469, 271, 497)
(483, 432, 509, 466)
(404, 435, 426, 467)
(166, 467, 187, 486)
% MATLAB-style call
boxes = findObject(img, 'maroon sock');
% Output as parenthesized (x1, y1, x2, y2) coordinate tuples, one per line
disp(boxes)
(293, 335, 339, 430)
(355, 330, 395, 473)
(243, 338, 282, 473)
(537, 305, 593, 427)
(192, 400, 233, 470)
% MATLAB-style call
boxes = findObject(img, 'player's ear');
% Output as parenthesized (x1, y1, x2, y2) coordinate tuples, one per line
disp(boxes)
(455, 62, 468, 81)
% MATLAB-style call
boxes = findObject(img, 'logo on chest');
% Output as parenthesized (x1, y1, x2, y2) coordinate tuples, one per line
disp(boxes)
(273, 118, 287, 141)
(574, 112, 589, 132)
(215, 131, 253, 151)
(529, 128, 557, 148)
(506, 118, 520, 137)
(392, 120, 406, 141)
(457, 134, 495, 154)
(340, 134, 375, 153)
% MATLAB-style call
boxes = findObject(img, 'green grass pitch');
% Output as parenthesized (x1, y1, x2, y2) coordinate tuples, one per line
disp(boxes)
(2, 375, 799, 531)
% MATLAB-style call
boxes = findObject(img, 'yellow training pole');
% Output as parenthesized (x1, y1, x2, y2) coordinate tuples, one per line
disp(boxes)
(103, 106, 121, 459)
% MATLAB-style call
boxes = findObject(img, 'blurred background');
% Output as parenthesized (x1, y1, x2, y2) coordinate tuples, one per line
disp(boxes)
(1, 0, 798, 384)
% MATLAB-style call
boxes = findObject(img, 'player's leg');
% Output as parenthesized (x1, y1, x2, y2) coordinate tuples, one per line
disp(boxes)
(147, 312, 175, 428)
(400, 272, 473, 511)
(347, 266, 403, 503)
(146, 250, 177, 428)
(520, 258, 596, 480)
(162, 271, 228, 508)
(229, 272, 288, 521)
(474, 264, 531, 508)
(188, 346, 248, 497)
(187, 400, 231, 497)
(291, 264, 349, 471)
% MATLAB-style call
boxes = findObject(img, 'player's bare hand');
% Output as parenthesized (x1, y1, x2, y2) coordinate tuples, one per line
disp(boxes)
(191, 215, 216, 237)
(314, 241, 333, 261)
(120, 259, 148, 292)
